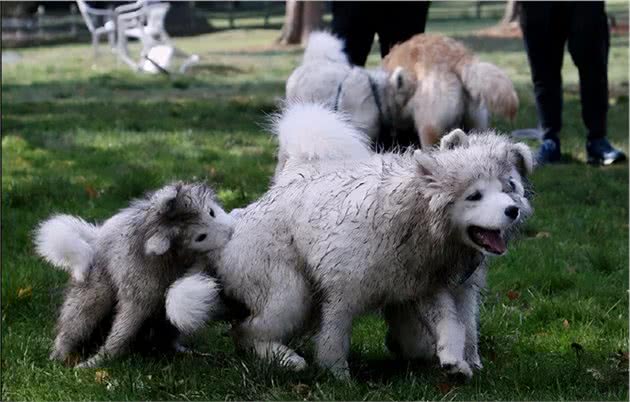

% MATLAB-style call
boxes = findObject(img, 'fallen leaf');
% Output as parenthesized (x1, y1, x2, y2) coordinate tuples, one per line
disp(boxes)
(536, 231, 551, 239)
(95, 370, 110, 384)
(85, 185, 98, 199)
(437, 382, 452, 394)
(292, 383, 310, 397)
(17, 286, 32, 299)
(562, 319, 570, 329)
(65, 353, 82, 367)
(507, 290, 520, 301)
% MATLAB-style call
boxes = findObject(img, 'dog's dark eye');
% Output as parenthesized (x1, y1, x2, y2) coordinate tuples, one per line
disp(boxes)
(209, 208, 215, 218)
(508, 178, 516, 192)
(195, 234, 207, 242)
(466, 191, 482, 201)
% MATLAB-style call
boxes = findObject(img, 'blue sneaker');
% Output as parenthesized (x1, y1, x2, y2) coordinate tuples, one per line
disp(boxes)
(536, 138, 561, 165)
(586, 138, 627, 165)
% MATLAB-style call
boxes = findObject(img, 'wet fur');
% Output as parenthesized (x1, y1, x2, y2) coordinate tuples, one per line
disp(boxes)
(218, 115, 533, 379)
(36, 182, 234, 367)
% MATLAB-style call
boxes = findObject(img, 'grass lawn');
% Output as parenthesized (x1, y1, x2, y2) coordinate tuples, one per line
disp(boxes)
(2, 9, 629, 401)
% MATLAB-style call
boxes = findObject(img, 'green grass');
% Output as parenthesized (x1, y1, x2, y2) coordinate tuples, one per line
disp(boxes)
(2, 11, 629, 401)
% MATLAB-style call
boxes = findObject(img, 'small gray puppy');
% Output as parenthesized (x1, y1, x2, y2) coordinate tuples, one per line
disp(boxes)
(35, 182, 234, 367)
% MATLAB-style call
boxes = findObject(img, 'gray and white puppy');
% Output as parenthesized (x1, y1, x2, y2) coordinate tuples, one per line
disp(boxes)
(286, 31, 417, 144)
(384, 130, 534, 376)
(35, 182, 234, 367)
(215, 104, 533, 379)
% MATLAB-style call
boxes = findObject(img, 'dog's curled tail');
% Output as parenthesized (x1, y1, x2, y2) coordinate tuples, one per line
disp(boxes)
(303, 31, 349, 65)
(166, 273, 224, 334)
(34, 214, 99, 282)
(275, 102, 372, 168)
(459, 60, 519, 120)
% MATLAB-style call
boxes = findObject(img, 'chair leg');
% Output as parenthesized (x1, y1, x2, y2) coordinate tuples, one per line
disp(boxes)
(107, 31, 116, 53)
(92, 34, 99, 59)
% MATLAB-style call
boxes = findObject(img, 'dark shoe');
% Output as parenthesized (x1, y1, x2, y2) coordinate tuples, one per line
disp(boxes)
(586, 138, 627, 165)
(536, 138, 561, 165)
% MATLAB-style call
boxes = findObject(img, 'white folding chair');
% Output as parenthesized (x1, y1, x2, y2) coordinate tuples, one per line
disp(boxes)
(115, 1, 198, 74)
(76, 0, 116, 59)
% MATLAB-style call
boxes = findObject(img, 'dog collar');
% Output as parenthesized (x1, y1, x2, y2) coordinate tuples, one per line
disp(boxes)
(333, 70, 352, 112)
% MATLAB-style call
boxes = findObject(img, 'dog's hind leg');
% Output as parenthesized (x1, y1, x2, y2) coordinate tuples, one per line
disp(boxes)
(76, 299, 154, 368)
(51, 276, 114, 364)
(314, 299, 354, 380)
(232, 267, 310, 371)
(384, 302, 435, 361)
(419, 289, 472, 379)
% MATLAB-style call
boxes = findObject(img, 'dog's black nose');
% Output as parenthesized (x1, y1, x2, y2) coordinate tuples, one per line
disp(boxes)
(505, 206, 519, 220)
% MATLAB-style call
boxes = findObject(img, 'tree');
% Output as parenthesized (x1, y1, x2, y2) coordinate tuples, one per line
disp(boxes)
(277, 0, 324, 45)
(500, 0, 520, 26)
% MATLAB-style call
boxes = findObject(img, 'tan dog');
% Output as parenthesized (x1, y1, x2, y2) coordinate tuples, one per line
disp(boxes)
(384, 33, 518, 148)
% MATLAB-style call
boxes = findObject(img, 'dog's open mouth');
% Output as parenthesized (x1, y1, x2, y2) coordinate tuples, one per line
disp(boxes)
(467, 226, 506, 255)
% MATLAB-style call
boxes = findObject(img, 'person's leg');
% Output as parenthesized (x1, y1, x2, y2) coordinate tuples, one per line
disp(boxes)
(377, 1, 430, 58)
(331, 2, 376, 66)
(567, 1, 609, 140)
(566, 1, 625, 164)
(519, 2, 569, 162)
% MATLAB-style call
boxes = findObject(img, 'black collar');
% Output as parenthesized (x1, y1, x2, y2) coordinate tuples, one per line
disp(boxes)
(333, 68, 388, 126)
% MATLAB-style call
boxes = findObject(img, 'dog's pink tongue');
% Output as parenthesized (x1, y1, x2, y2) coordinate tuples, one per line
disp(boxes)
(476, 229, 506, 254)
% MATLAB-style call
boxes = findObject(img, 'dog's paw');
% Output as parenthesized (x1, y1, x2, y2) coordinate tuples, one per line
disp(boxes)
(173, 341, 194, 354)
(49, 349, 64, 362)
(328, 362, 351, 381)
(440, 359, 473, 380)
(75, 355, 101, 369)
(467, 353, 483, 370)
(280, 353, 308, 371)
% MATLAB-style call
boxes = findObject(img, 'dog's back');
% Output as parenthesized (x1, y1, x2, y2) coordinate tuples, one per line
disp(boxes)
(383, 33, 518, 147)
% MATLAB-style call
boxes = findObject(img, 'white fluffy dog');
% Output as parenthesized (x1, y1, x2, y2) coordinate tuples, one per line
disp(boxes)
(169, 103, 534, 380)
(286, 32, 417, 145)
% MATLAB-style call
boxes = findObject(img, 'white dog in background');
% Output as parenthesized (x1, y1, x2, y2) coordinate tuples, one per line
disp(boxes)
(168, 103, 533, 379)
(285, 32, 417, 146)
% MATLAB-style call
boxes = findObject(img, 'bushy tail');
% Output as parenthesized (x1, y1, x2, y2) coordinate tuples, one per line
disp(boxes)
(303, 31, 349, 65)
(274, 102, 372, 169)
(459, 60, 519, 120)
(165, 273, 224, 334)
(34, 214, 99, 282)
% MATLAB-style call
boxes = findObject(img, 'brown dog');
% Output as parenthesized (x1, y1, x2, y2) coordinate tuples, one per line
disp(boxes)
(384, 33, 518, 148)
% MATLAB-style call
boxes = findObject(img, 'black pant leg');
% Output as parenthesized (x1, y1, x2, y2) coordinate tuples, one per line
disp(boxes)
(331, 2, 376, 66)
(566, 1, 609, 140)
(377, 1, 430, 58)
(519, 2, 570, 140)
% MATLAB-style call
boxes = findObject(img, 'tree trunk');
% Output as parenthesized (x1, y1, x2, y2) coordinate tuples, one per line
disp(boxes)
(500, 0, 520, 25)
(300, 1, 323, 44)
(277, 0, 323, 45)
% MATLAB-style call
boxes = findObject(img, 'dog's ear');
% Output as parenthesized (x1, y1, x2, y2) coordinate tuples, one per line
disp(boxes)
(413, 149, 437, 179)
(390, 66, 417, 99)
(151, 182, 183, 216)
(440, 129, 469, 150)
(145, 231, 172, 256)
(510, 143, 534, 177)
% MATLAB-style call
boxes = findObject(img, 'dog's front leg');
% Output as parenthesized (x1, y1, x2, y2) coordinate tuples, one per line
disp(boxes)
(315, 301, 353, 380)
(454, 266, 486, 370)
(420, 289, 472, 379)
(75, 301, 151, 368)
